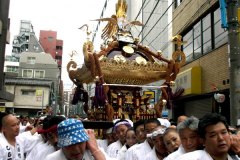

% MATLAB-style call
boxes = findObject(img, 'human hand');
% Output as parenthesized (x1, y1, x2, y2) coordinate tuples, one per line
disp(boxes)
(25, 125, 34, 131)
(86, 129, 99, 153)
(86, 129, 106, 160)
(230, 134, 240, 156)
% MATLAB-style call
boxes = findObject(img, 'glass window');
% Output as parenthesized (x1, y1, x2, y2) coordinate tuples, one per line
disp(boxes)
(183, 30, 193, 62)
(174, 0, 183, 8)
(35, 70, 45, 78)
(214, 8, 228, 48)
(48, 37, 54, 42)
(193, 22, 202, 57)
(6, 66, 18, 72)
(22, 69, 33, 78)
(22, 90, 35, 96)
(27, 57, 36, 64)
(202, 14, 212, 54)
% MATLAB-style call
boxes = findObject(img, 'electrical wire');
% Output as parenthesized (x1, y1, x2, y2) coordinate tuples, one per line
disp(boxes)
(137, 0, 162, 37)
(140, 1, 175, 43)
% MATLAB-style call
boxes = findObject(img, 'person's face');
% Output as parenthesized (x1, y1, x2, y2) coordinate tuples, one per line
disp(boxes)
(126, 130, 137, 147)
(135, 124, 146, 143)
(112, 130, 118, 141)
(106, 133, 114, 145)
(62, 142, 87, 160)
(145, 122, 159, 135)
(179, 128, 201, 152)
(203, 122, 231, 157)
(177, 116, 187, 124)
(47, 131, 59, 150)
(145, 122, 159, 145)
(116, 124, 129, 144)
(152, 135, 168, 154)
(163, 131, 181, 153)
(2, 115, 20, 137)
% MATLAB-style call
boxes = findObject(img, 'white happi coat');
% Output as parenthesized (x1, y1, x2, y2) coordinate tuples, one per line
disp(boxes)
(117, 144, 128, 160)
(163, 145, 185, 160)
(25, 134, 55, 160)
(45, 147, 115, 160)
(0, 131, 39, 160)
(45, 149, 93, 160)
(97, 139, 108, 152)
(178, 150, 234, 160)
(145, 147, 159, 160)
(125, 140, 152, 160)
(106, 140, 123, 158)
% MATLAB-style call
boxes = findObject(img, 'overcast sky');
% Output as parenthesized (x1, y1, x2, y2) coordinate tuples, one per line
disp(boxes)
(7, 0, 106, 90)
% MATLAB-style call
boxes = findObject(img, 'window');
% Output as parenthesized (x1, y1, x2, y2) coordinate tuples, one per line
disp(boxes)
(202, 13, 212, 54)
(22, 69, 33, 78)
(5, 56, 18, 62)
(214, 8, 228, 48)
(22, 90, 35, 96)
(181, 7, 228, 63)
(35, 70, 45, 78)
(183, 30, 193, 62)
(193, 22, 202, 58)
(27, 57, 36, 64)
(48, 37, 54, 42)
(6, 66, 18, 73)
(174, 0, 183, 8)
(33, 45, 39, 51)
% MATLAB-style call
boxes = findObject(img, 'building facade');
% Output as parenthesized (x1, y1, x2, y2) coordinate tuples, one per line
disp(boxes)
(4, 52, 59, 116)
(12, 20, 44, 59)
(171, 0, 230, 121)
(39, 30, 63, 68)
(5, 78, 53, 116)
(0, 0, 14, 102)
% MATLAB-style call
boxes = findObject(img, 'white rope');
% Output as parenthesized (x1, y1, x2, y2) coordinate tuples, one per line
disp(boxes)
(102, 83, 167, 88)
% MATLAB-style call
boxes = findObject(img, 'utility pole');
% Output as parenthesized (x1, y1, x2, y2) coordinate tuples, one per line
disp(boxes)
(226, 0, 240, 126)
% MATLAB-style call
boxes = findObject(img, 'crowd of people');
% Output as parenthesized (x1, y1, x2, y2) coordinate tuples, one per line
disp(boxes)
(1, 112, 240, 160)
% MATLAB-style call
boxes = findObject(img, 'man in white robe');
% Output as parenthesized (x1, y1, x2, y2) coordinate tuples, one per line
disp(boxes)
(106, 119, 132, 158)
(179, 113, 239, 160)
(0, 113, 39, 160)
(164, 116, 201, 160)
(45, 119, 106, 160)
(145, 126, 168, 160)
(26, 115, 66, 160)
(125, 118, 161, 160)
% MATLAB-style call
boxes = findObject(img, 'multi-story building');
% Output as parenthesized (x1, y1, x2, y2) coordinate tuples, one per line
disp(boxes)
(5, 20, 44, 80)
(4, 55, 19, 77)
(171, 0, 231, 121)
(39, 30, 63, 68)
(0, 0, 14, 103)
(4, 52, 59, 116)
(2, 19, 65, 115)
(12, 20, 44, 59)
(39, 30, 64, 111)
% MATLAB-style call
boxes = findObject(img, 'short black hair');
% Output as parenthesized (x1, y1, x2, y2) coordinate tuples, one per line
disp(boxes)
(133, 119, 145, 132)
(163, 128, 178, 138)
(198, 113, 229, 139)
(43, 115, 66, 130)
(144, 118, 161, 129)
(113, 119, 132, 131)
(0, 112, 9, 130)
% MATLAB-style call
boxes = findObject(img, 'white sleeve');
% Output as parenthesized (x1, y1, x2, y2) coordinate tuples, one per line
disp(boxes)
(0, 148, 4, 160)
(18, 131, 40, 154)
(125, 147, 134, 160)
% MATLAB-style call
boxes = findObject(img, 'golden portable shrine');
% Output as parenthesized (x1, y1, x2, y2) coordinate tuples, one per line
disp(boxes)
(67, 0, 186, 123)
